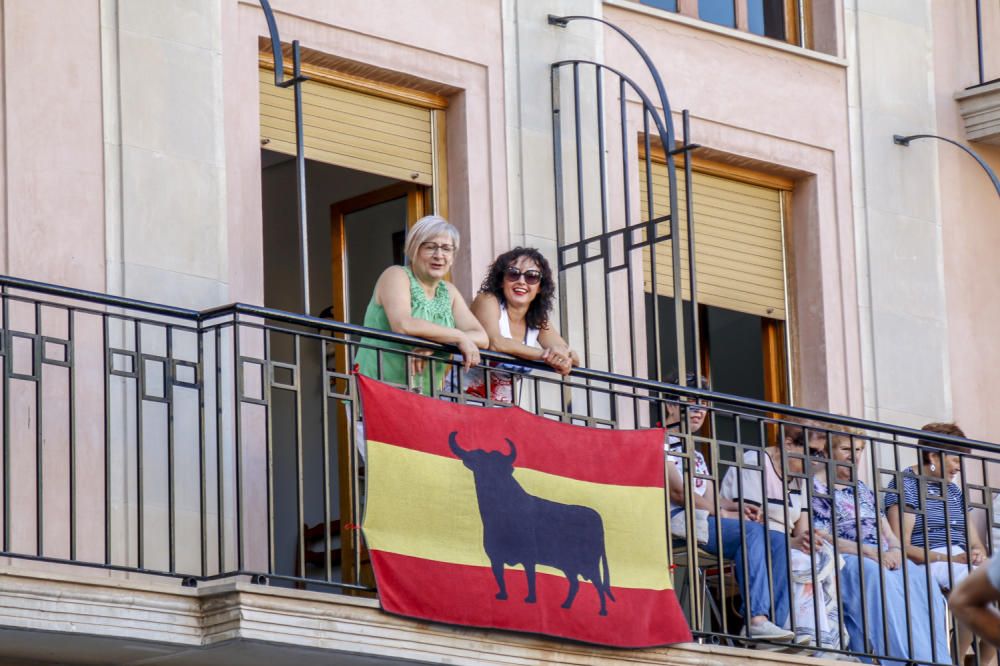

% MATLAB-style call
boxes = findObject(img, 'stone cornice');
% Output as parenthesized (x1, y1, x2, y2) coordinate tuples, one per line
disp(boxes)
(0, 566, 846, 665)
(956, 81, 1000, 144)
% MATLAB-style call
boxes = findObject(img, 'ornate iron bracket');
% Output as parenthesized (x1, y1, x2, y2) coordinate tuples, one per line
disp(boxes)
(259, 0, 312, 313)
(893, 133, 1000, 199)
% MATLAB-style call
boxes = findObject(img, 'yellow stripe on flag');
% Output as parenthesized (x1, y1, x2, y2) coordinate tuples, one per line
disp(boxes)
(363, 440, 672, 591)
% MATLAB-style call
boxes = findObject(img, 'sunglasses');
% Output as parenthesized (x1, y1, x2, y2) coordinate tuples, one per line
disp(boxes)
(504, 267, 542, 286)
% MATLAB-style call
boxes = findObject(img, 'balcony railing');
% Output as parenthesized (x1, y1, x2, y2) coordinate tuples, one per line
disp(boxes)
(974, 0, 1000, 88)
(0, 273, 997, 664)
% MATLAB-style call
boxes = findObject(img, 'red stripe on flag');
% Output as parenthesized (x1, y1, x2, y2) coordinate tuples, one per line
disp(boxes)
(370, 549, 692, 648)
(357, 374, 665, 488)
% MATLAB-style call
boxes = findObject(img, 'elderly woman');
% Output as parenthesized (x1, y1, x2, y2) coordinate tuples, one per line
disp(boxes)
(885, 422, 996, 666)
(811, 428, 949, 665)
(721, 421, 846, 655)
(664, 373, 794, 644)
(460, 247, 579, 402)
(355, 215, 488, 395)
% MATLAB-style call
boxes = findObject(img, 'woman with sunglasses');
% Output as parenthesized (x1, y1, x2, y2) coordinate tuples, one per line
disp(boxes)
(462, 247, 579, 402)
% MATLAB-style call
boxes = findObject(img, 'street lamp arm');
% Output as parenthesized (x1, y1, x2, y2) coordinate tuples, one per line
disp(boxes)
(894, 133, 1000, 199)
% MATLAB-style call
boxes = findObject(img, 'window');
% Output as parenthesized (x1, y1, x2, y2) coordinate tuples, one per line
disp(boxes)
(636, 0, 809, 48)
(747, 0, 791, 40)
(638, 0, 678, 11)
(698, 0, 735, 28)
(638, 153, 792, 409)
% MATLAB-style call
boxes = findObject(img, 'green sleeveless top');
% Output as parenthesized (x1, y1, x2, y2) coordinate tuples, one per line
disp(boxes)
(355, 266, 455, 395)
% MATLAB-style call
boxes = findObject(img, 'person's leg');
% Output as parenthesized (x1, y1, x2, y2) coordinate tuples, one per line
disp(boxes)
(764, 528, 792, 628)
(839, 554, 881, 657)
(703, 516, 790, 635)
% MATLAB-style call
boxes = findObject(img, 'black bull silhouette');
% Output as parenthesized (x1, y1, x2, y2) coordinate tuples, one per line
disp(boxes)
(449, 432, 616, 616)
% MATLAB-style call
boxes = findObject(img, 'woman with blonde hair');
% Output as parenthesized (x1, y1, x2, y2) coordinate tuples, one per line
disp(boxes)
(811, 428, 948, 664)
(354, 215, 488, 395)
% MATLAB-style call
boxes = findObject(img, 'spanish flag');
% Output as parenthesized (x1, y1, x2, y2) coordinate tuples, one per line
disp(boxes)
(359, 375, 691, 647)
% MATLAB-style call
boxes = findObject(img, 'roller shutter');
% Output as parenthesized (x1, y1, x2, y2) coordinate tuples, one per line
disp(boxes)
(259, 67, 434, 185)
(639, 161, 787, 320)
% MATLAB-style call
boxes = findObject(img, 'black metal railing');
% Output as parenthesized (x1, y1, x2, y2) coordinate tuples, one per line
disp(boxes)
(550, 15, 702, 390)
(973, 0, 1000, 88)
(1, 274, 999, 664)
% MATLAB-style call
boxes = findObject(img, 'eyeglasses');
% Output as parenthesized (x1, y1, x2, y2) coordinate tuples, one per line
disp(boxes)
(678, 397, 711, 411)
(419, 242, 455, 256)
(503, 267, 542, 285)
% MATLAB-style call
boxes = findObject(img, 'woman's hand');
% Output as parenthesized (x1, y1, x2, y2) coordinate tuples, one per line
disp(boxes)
(541, 346, 573, 375)
(455, 333, 481, 372)
(947, 551, 969, 564)
(868, 546, 902, 570)
(792, 529, 828, 554)
(970, 545, 987, 565)
(409, 348, 435, 376)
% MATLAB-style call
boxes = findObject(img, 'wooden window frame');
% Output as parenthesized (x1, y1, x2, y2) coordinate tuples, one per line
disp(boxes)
(637, 0, 813, 49)
(328, 183, 427, 592)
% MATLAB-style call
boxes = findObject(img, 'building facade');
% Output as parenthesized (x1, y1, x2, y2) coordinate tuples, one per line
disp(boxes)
(0, 0, 996, 663)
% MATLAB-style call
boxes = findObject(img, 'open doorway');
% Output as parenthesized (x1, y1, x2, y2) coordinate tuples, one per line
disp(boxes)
(260, 149, 430, 591)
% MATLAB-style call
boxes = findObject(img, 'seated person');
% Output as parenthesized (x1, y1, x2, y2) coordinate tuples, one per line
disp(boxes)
(354, 215, 488, 395)
(459, 247, 578, 403)
(721, 419, 846, 654)
(663, 373, 793, 643)
(811, 427, 949, 665)
(885, 422, 996, 666)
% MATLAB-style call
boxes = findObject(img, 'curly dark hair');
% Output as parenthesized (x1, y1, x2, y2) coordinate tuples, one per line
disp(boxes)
(478, 247, 556, 331)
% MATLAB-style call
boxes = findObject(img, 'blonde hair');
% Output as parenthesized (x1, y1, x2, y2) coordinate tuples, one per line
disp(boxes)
(404, 215, 460, 263)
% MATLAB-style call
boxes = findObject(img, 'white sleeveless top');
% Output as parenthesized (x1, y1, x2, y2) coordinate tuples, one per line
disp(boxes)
(450, 304, 540, 402)
(499, 304, 541, 349)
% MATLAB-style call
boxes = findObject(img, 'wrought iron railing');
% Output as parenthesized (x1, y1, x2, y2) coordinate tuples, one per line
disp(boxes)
(973, 0, 1000, 88)
(0, 274, 998, 664)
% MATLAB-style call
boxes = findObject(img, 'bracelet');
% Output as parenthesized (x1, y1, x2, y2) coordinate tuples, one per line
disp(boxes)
(887, 546, 901, 552)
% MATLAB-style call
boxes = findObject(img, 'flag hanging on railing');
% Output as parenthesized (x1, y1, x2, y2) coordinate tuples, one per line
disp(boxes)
(358, 374, 691, 647)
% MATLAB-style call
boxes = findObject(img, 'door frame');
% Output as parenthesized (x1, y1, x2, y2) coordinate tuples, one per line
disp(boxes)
(329, 181, 427, 589)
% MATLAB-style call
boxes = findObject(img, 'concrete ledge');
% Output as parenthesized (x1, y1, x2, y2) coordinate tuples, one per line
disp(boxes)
(0, 566, 849, 665)
(956, 81, 1000, 144)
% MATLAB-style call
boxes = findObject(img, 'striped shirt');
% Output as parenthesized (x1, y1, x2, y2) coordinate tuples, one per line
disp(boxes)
(884, 469, 968, 550)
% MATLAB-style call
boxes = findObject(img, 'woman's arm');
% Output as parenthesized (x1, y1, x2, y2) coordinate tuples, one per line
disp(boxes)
(888, 504, 928, 564)
(378, 267, 459, 342)
(790, 511, 826, 553)
(536, 324, 581, 367)
(876, 514, 904, 568)
(470, 294, 544, 360)
(665, 456, 717, 514)
(376, 267, 482, 370)
(967, 520, 988, 565)
(448, 285, 489, 349)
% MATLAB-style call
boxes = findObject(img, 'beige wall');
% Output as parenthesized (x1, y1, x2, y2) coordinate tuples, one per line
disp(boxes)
(931, 1, 1000, 440)
(1, 1, 106, 290)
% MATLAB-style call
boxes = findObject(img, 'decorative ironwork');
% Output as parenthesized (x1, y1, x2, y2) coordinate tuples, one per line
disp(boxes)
(258, 0, 311, 313)
(548, 15, 702, 412)
(894, 133, 1000, 199)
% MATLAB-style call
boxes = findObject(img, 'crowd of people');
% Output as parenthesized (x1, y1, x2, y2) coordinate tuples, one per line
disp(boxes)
(352, 214, 1000, 665)
(666, 378, 998, 665)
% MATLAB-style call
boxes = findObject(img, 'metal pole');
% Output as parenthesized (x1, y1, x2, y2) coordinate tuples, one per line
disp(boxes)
(259, 1, 311, 314)
(975, 0, 985, 86)
(894, 133, 1000, 199)
(291, 42, 310, 313)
